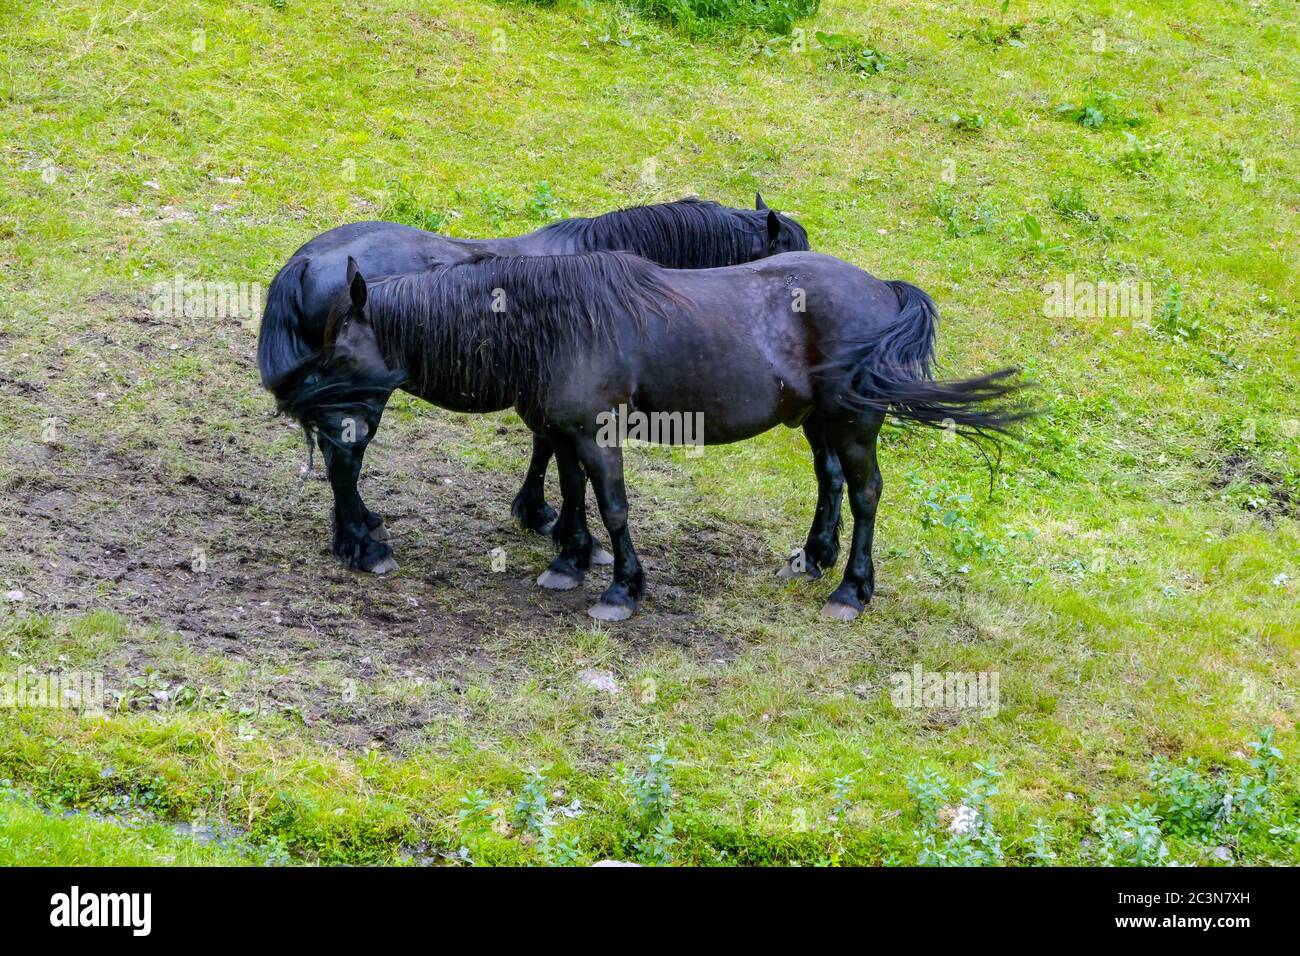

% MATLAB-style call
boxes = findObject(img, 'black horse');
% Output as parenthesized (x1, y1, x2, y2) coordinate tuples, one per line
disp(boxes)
(272, 251, 1027, 622)
(258, 196, 809, 572)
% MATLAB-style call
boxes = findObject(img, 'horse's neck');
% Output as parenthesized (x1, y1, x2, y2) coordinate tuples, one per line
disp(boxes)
(372, 294, 521, 413)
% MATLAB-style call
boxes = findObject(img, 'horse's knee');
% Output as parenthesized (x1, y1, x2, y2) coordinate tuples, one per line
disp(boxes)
(600, 501, 629, 534)
(865, 470, 883, 505)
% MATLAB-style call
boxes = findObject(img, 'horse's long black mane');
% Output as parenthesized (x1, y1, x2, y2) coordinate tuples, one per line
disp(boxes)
(538, 198, 806, 268)
(365, 251, 689, 413)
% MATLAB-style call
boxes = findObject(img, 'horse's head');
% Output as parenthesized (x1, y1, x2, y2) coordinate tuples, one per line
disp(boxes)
(275, 258, 404, 446)
(749, 192, 810, 258)
(322, 258, 391, 377)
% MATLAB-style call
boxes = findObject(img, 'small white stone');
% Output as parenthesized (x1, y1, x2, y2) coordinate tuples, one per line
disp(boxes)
(577, 668, 619, 696)
(4, 590, 25, 602)
(947, 804, 979, 835)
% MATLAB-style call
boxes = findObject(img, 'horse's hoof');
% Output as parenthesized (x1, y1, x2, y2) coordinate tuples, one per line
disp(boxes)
(515, 502, 558, 536)
(537, 568, 583, 591)
(820, 600, 860, 622)
(590, 545, 614, 567)
(523, 515, 557, 537)
(368, 555, 400, 575)
(369, 524, 390, 542)
(588, 600, 634, 622)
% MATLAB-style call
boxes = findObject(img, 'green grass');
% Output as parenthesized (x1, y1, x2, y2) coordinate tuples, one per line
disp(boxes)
(0, 0, 1297, 865)
(0, 784, 276, 865)
(0, 804, 246, 866)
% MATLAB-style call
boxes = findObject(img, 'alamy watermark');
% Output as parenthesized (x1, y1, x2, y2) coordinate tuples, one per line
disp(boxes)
(596, 403, 704, 457)
(50, 886, 151, 936)
(890, 664, 1000, 718)
(150, 275, 264, 320)
(2, 668, 106, 716)
(1042, 274, 1152, 322)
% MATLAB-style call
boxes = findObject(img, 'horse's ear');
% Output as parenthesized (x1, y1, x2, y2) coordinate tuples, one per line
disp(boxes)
(755, 191, 768, 210)
(347, 257, 368, 317)
(766, 209, 781, 246)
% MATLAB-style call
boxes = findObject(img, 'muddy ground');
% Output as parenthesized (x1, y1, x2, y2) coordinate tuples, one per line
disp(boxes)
(0, 300, 778, 750)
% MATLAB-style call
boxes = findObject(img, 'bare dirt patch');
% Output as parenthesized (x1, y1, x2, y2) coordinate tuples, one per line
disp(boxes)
(0, 350, 764, 749)
(1211, 452, 1297, 522)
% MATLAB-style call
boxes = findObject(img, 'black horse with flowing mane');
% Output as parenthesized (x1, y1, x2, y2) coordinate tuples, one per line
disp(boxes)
(258, 195, 810, 572)
(271, 250, 1028, 622)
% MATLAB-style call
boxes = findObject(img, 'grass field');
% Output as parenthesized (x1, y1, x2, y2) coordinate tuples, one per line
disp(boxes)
(1, 0, 1298, 865)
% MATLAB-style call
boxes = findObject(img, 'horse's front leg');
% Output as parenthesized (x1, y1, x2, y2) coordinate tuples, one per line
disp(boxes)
(511, 429, 612, 565)
(535, 435, 594, 591)
(573, 436, 643, 622)
(319, 414, 396, 574)
(510, 431, 559, 535)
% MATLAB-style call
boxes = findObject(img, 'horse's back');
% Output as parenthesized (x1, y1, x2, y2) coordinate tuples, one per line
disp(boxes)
(287, 222, 477, 346)
(624, 253, 902, 438)
(748, 251, 902, 334)
(290, 221, 442, 257)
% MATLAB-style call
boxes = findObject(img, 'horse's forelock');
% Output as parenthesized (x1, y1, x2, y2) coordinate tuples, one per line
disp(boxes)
(321, 295, 348, 349)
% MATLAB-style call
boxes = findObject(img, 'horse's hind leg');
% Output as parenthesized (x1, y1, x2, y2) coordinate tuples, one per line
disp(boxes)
(779, 415, 844, 580)
(536, 436, 595, 591)
(820, 415, 885, 621)
(571, 436, 643, 622)
(510, 432, 559, 535)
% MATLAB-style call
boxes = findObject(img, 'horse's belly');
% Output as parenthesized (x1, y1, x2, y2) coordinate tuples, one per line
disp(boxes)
(633, 374, 808, 445)
(629, 316, 811, 443)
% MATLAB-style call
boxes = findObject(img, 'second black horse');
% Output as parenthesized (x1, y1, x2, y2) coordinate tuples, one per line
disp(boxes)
(257, 195, 809, 572)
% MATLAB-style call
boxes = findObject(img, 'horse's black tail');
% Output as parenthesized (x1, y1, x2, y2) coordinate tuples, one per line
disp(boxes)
(256, 256, 312, 391)
(827, 280, 1031, 438)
